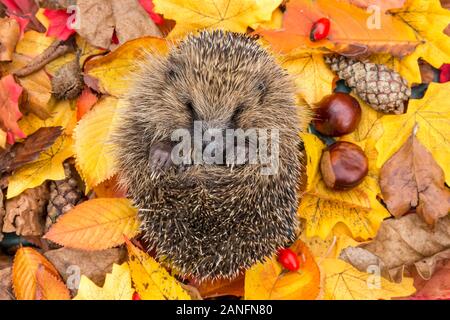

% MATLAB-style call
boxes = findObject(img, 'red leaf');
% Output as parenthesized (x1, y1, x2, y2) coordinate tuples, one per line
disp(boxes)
(440, 64, 450, 83)
(138, 0, 164, 25)
(43, 9, 76, 41)
(0, 0, 45, 33)
(409, 260, 450, 300)
(76, 87, 98, 120)
(0, 75, 25, 144)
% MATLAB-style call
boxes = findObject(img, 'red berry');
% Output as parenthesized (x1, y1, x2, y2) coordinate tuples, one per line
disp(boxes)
(132, 292, 141, 300)
(440, 64, 450, 83)
(310, 18, 331, 42)
(277, 248, 300, 271)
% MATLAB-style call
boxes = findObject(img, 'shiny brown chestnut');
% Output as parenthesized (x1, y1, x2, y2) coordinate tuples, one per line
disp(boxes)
(320, 141, 368, 190)
(313, 93, 362, 137)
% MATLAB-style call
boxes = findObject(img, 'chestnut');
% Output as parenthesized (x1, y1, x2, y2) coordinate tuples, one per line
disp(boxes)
(313, 93, 362, 137)
(320, 141, 368, 190)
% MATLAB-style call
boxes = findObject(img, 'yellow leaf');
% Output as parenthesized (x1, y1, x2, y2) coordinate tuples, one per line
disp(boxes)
(245, 240, 322, 300)
(301, 133, 323, 191)
(283, 53, 335, 105)
(74, 263, 134, 300)
(12, 247, 60, 300)
(376, 82, 450, 185)
(15, 10, 54, 57)
(322, 259, 415, 300)
(0, 129, 6, 148)
(44, 198, 140, 250)
(74, 97, 121, 189)
(153, 0, 282, 39)
(7, 135, 74, 199)
(298, 133, 390, 240)
(35, 267, 71, 300)
(84, 37, 168, 97)
(126, 240, 191, 300)
(301, 233, 361, 262)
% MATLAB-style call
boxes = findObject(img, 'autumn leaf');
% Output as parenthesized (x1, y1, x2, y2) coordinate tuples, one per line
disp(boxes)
(6, 134, 73, 198)
(93, 175, 127, 198)
(74, 263, 134, 300)
(0, 74, 25, 144)
(0, 17, 20, 61)
(299, 133, 390, 240)
(192, 275, 244, 299)
(35, 266, 71, 300)
(153, 0, 282, 39)
(76, 87, 98, 121)
(12, 247, 60, 300)
(375, 82, 450, 185)
(257, 0, 419, 57)
(44, 198, 140, 250)
(15, 9, 54, 56)
(139, 0, 164, 25)
(43, 9, 75, 41)
(282, 53, 335, 105)
(408, 260, 450, 300)
(322, 259, 415, 300)
(74, 97, 121, 189)
(245, 240, 321, 300)
(0, 0, 46, 34)
(126, 240, 191, 300)
(84, 37, 168, 97)
(348, 0, 406, 12)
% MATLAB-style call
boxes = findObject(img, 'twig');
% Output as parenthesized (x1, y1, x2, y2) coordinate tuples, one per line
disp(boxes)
(14, 38, 75, 77)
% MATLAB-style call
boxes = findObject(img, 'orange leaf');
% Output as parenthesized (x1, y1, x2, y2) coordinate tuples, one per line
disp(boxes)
(12, 247, 60, 300)
(257, 0, 419, 58)
(244, 240, 322, 300)
(76, 87, 98, 121)
(0, 74, 25, 144)
(44, 198, 140, 250)
(93, 175, 127, 198)
(35, 266, 71, 300)
(193, 275, 244, 299)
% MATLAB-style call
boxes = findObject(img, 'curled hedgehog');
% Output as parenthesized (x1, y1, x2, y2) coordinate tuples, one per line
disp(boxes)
(112, 30, 310, 280)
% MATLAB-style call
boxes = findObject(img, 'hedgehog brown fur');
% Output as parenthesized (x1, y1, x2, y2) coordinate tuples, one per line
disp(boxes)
(112, 30, 310, 280)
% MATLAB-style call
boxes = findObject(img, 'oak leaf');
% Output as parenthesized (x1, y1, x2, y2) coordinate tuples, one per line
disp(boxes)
(257, 0, 419, 57)
(84, 37, 168, 97)
(0, 17, 20, 61)
(375, 83, 450, 185)
(153, 0, 282, 39)
(0, 74, 25, 144)
(126, 240, 191, 300)
(12, 247, 60, 300)
(340, 214, 450, 283)
(35, 265, 71, 300)
(74, 263, 134, 300)
(44, 198, 140, 250)
(244, 240, 321, 300)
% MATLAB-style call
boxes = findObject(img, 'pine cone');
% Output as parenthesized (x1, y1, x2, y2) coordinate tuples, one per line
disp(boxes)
(325, 55, 411, 114)
(51, 54, 84, 100)
(46, 161, 85, 231)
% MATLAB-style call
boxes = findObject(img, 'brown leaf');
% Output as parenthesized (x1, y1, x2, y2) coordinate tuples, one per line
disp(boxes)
(0, 267, 13, 300)
(0, 189, 4, 242)
(0, 254, 11, 270)
(0, 126, 62, 175)
(407, 259, 450, 300)
(419, 59, 439, 83)
(380, 133, 450, 225)
(44, 247, 127, 294)
(0, 18, 20, 62)
(340, 214, 450, 283)
(75, 0, 162, 49)
(3, 183, 50, 236)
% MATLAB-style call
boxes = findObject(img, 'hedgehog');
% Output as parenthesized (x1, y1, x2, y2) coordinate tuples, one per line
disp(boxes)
(112, 30, 310, 280)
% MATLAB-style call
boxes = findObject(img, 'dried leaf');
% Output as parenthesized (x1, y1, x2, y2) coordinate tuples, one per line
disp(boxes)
(408, 260, 450, 300)
(380, 134, 450, 224)
(0, 17, 20, 61)
(93, 175, 127, 198)
(126, 240, 191, 300)
(0, 0, 46, 33)
(0, 74, 25, 144)
(74, 263, 133, 300)
(153, 0, 282, 39)
(76, 87, 97, 121)
(340, 214, 450, 283)
(0, 267, 13, 300)
(192, 275, 244, 299)
(35, 265, 70, 300)
(0, 189, 4, 242)
(245, 240, 321, 300)
(12, 247, 60, 300)
(44, 198, 140, 250)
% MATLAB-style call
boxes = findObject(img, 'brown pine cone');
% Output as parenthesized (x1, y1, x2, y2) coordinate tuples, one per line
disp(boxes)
(325, 55, 411, 114)
(46, 161, 85, 231)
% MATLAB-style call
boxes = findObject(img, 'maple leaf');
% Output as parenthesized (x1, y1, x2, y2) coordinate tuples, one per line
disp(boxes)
(375, 82, 450, 185)
(126, 240, 192, 300)
(43, 9, 76, 41)
(6, 134, 74, 198)
(298, 133, 390, 240)
(84, 37, 168, 97)
(153, 0, 282, 39)
(244, 240, 321, 300)
(35, 266, 71, 300)
(322, 259, 415, 300)
(0, 0, 46, 34)
(74, 263, 134, 300)
(44, 198, 140, 251)
(74, 97, 120, 189)
(12, 247, 60, 300)
(0, 74, 25, 144)
(257, 0, 419, 57)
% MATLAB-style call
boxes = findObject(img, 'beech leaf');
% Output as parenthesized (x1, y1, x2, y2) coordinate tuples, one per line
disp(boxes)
(35, 265, 71, 300)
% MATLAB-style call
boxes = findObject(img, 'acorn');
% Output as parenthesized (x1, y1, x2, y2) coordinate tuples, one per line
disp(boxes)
(320, 141, 368, 190)
(313, 93, 361, 137)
